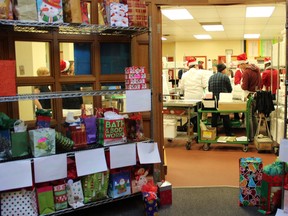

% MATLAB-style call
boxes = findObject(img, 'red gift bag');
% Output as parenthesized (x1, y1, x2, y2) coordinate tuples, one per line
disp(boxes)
(0, 60, 16, 96)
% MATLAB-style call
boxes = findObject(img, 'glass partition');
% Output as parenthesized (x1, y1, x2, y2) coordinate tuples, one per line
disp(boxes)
(101, 83, 125, 112)
(15, 41, 50, 77)
(61, 83, 93, 117)
(60, 42, 92, 76)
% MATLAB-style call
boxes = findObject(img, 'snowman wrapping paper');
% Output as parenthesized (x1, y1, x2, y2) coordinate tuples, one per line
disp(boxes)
(36, 0, 63, 23)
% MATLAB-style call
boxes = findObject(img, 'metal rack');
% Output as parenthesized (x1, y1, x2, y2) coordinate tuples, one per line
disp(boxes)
(0, 20, 148, 36)
(0, 90, 126, 102)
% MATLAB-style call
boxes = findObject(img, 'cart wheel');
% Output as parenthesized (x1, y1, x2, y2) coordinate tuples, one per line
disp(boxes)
(202, 143, 210, 151)
(242, 145, 248, 152)
(167, 139, 173, 143)
(186, 142, 191, 150)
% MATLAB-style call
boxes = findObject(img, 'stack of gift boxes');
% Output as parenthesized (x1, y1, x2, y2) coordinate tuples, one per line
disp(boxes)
(125, 66, 147, 90)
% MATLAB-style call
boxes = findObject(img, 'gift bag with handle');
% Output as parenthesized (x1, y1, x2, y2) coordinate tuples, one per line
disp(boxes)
(0, 189, 38, 216)
(29, 128, 55, 157)
(83, 116, 97, 144)
(66, 180, 85, 209)
(36, 185, 55, 215)
(11, 120, 29, 157)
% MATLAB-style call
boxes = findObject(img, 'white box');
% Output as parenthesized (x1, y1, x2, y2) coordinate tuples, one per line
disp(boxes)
(164, 119, 177, 139)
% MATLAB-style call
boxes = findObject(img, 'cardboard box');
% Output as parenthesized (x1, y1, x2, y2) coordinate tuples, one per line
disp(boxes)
(201, 127, 216, 140)
(218, 101, 246, 111)
(254, 135, 273, 151)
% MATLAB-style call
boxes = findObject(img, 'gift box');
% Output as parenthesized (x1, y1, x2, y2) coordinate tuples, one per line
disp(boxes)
(157, 181, 172, 206)
(97, 118, 127, 146)
(239, 157, 263, 206)
(108, 169, 131, 198)
(109, 2, 128, 27)
(258, 161, 285, 214)
(36, 0, 63, 23)
(28, 128, 56, 157)
(131, 164, 154, 194)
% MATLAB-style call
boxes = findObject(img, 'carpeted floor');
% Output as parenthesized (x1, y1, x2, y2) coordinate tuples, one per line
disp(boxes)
(65, 187, 273, 216)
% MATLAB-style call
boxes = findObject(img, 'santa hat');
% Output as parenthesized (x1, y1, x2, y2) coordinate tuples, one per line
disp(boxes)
(237, 53, 248, 64)
(264, 57, 271, 65)
(43, 0, 61, 9)
(187, 57, 198, 67)
(60, 60, 70, 73)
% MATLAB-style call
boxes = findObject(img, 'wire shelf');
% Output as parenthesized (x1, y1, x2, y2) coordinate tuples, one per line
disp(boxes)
(0, 90, 126, 102)
(0, 20, 148, 36)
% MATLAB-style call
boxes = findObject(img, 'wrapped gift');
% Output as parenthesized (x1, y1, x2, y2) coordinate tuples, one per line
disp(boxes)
(0, 0, 10, 20)
(35, 109, 52, 128)
(11, 131, 29, 157)
(108, 168, 131, 198)
(0, 189, 38, 216)
(62, 0, 82, 23)
(83, 116, 97, 144)
(29, 128, 56, 157)
(97, 117, 127, 146)
(66, 180, 85, 209)
(81, 171, 109, 203)
(258, 161, 285, 214)
(13, 0, 38, 21)
(131, 164, 154, 193)
(109, 2, 128, 27)
(157, 181, 172, 206)
(0, 129, 12, 160)
(125, 0, 148, 27)
(36, 185, 55, 215)
(239, 157, 263, 206)
(36, 0, 63, 23)
(125, 113, 145, 142)
(141, 180, 158, 216)
(53, 183, 68, 211)
(0, 60, 16, 96)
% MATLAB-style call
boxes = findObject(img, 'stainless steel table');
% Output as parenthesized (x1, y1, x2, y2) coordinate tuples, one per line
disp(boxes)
(163, 99, 201, 149)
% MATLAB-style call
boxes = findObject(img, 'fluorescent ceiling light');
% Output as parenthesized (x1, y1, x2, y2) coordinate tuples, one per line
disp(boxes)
(246, 6, 275, 17)
(161, 37, 167, 41)
(161, 9, 193, 20)
(202, 24, 224, 32)
(194, 35, 212, 40)
(244, 34, 260, 39)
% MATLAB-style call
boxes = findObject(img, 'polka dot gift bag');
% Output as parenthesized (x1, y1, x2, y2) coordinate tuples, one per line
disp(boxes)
(0, 188, 38, 216)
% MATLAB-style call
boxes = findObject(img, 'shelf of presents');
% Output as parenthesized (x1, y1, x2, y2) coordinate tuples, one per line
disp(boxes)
(0, 0, 148, 36)
(0, 89, 163, 215)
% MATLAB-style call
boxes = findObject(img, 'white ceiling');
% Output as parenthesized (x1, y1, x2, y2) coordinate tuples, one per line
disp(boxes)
(161, 3, 286, 42)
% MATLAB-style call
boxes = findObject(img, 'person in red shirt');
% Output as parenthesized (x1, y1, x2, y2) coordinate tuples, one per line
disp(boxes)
(234, 53, 248, 85)
(261, 57, 280, 100)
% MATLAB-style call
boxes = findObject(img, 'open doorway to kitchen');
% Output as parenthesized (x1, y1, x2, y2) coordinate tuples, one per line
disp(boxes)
(160, 3, 285, 187)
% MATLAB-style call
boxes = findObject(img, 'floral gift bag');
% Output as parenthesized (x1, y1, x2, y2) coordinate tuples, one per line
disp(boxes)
(28, 128, 55, 157)
(0, 189, 38, 216)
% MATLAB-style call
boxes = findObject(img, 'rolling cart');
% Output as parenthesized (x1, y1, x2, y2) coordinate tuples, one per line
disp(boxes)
(163, 99, 201, 150)
(197, 97, 253, 152)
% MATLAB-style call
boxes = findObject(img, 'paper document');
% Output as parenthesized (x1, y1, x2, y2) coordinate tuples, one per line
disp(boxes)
(236, 136, 248, 142)
(110, 144, 136, 169)
(279, 139, 288, 163)
(137, 142, 161, 164)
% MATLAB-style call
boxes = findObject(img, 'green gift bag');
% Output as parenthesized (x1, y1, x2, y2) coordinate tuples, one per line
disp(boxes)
(81, 171, 109, 203)
(11, 131, 29, 157)
(37, 185, 55, 215)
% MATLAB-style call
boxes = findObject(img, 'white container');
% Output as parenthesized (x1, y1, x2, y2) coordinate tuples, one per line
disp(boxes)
(163, 119, 177, 139)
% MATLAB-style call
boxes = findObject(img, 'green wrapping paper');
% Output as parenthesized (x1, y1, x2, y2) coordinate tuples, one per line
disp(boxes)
(11, 131, 29, 157)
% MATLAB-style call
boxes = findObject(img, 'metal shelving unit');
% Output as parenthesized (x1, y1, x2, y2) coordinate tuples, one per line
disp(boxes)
(0, 90, 126, 102)
(0, 20, 148, 36)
